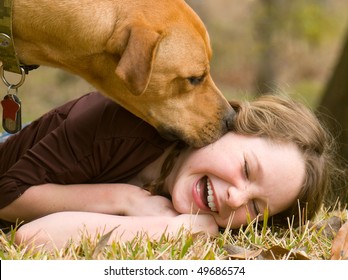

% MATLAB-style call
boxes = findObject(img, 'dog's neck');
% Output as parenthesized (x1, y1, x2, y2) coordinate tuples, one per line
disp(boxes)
(0, 0, 38, 74)
(11, 0, 127, 89)
(11, 0, 145, 113)
(12, 0, 116, 66)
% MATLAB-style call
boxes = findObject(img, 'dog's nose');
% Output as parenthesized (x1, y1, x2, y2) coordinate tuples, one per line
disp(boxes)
(224, 108, 236, 131)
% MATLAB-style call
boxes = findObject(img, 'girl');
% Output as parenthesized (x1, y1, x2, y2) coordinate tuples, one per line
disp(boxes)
(0, 92, 336, 249)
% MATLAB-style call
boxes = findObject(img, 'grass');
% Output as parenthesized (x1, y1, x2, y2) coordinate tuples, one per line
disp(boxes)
(0, 207, 346, 260)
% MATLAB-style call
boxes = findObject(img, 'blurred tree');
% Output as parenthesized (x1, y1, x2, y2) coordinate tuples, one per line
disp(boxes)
(319, 31, 348, 159)
(253, 0, 339, 95)
(317, 30, 348, 203)
(253, 0, 282, 94)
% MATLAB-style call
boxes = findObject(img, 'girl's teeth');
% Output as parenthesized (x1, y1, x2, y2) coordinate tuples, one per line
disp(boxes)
(208, 202, 216, 212)
(206, 179, 217, 212)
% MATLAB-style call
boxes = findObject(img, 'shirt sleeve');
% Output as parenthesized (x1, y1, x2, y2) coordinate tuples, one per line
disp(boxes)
(0, 92, 172, 209)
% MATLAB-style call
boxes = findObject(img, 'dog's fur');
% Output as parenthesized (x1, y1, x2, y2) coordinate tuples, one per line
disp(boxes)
(12, 0, 235, 147)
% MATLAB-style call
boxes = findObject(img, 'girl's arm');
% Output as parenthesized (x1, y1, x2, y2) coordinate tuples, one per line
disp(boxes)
(0, 183, 176, 223)
(15, 211, 219, 250)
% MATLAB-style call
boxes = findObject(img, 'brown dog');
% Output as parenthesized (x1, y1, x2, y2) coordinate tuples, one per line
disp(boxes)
(12, 0, 235, 147)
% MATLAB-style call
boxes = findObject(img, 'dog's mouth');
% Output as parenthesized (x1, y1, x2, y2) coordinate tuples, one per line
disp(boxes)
(156, 106, 235, 148)
(157, 126, 181, 142)
(197, 176, 218, 212)
(157, 126, 207, 148)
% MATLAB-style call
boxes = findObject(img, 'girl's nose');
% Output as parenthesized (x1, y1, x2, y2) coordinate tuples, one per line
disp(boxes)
(226, 185, 249, 209)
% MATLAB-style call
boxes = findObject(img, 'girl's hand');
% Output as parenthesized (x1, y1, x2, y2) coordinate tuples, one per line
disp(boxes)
(122, 187, 219, 234)
(124, 187, 178, 217)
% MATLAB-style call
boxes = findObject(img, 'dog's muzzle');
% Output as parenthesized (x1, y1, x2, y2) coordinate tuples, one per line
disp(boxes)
(158, 107, 236, 148)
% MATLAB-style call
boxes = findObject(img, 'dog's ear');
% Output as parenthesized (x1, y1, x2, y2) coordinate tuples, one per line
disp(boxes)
(115, 27, 163, 96)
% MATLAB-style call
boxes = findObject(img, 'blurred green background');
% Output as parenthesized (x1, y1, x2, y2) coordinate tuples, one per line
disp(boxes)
(1, 0, 347, 122)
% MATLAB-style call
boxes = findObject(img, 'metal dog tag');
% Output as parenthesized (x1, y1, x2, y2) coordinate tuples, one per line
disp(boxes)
(1, 94, 21, 133)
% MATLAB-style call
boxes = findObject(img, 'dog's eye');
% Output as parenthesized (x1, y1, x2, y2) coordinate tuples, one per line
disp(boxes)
(187, 75, 205, 85)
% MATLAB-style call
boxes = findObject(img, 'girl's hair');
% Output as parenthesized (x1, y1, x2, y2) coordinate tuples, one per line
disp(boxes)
(145, 94, 340, 227)
(144, 141, 187, 198)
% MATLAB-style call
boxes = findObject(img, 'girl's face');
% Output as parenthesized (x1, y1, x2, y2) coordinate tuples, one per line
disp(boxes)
(166, 133, 305, 228)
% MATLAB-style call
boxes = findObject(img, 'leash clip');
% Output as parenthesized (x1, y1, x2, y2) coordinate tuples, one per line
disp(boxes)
(0, 62, 25, 89)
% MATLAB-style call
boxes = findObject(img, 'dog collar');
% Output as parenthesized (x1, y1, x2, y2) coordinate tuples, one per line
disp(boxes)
(0, 0, 38, 74)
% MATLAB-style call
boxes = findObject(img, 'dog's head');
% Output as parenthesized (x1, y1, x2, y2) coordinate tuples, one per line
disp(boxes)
(12, 0, 235, 147)
(110, 1, 236, 147)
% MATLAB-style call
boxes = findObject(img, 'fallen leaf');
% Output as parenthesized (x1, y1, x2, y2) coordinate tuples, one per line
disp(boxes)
(92, 226, 119, 259)
(224, 244, 263, 259)
(224, 244, 309, 260)
(310, 216, 343, 238)
(331, 221, 348, 260)
(258, 245, 309, 260)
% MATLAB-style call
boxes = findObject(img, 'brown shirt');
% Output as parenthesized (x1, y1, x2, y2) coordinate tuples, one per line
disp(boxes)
(0, 92, 172, 213)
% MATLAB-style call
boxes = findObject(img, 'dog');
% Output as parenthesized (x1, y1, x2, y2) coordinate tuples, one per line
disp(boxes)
(12, 0, 235, 147)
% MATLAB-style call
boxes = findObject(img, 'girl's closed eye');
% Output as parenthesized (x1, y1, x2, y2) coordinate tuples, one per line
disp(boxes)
(243, 155, 250, 179)
(244, 155, 260, 216)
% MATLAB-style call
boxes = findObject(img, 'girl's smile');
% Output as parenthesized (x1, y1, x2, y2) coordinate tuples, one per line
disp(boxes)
(193, 176, 219, 213)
